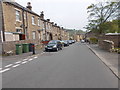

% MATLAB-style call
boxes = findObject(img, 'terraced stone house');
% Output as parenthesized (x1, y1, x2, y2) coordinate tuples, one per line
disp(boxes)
(0, 0, 69, 54)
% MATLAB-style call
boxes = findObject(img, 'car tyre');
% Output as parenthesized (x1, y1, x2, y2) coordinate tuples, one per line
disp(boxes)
(56, 48, 59, 52)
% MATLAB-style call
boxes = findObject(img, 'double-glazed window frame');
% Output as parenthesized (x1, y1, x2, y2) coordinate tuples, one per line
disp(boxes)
(15, 9, 21, 22)
(32, 31, 36, 39)
(38, 18, 40, 26)
(32, 16, 35, 25)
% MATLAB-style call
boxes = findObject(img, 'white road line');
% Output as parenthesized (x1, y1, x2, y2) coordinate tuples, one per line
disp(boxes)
(28, 59, 33, 61)
(0, 68, 10, 73)
(34, 57, 38, 59)
(15, 61, 22, 64)
(41, 52, 45, 55)
(21, 61, 28, 64)
(5, 64, 13, 68)
(0, 68, 2, 70)
(23, 59, 28, 61)
(12, 64, 20, 68)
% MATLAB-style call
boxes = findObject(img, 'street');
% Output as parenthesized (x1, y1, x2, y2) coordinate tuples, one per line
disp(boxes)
(2, 42, 118, 88)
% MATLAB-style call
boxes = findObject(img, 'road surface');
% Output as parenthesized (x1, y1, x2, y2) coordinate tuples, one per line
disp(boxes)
(2, 42, 118, 88)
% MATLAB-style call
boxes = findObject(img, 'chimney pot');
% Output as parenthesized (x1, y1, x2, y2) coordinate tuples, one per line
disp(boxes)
(55, 23, 57, 26)
(40, 11, 44, 19)
(47, 19, 50, 22)
(26, 2, 32, 10)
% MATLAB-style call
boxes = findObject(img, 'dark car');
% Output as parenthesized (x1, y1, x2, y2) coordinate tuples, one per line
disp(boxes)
(68, 40, 72, 44)
(71, 40, 75, 43)
(45, 40, 62, 52)
(63, 40, 69, 47)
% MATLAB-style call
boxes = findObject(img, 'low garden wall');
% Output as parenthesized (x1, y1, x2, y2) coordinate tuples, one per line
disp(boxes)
(98, 35, 120, 48)
(2, 39, 43, 55)
(99, 40, 114, 52)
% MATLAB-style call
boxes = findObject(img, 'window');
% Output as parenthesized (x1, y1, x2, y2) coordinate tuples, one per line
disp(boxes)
(38, 18, 40, 26)
(49, 25, 51, 30)
(24, 13, 26, 19)
(16, 29, 21, 33)
(32, 31, 36, 39)
(32, 16, 35, 25)
(16, 10, 21, 21)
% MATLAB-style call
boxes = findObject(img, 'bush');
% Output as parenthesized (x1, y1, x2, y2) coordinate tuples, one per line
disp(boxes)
(90, 38, 98, 44)
(114, 48, 120, 53)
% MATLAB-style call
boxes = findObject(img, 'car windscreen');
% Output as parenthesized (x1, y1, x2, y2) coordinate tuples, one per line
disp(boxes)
(48, 41, 57, 44)
(63, 41, 67, 43)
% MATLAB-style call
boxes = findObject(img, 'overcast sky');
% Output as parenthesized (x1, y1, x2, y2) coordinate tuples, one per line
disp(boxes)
(16, 0, 100, 31)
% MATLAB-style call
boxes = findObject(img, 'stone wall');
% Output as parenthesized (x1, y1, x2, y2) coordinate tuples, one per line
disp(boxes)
(0, 1, 3, 54)
(98, 35, 120, 48)
(2, 39, 43, 54)
(99, 40, 114, 52)
(0, 1, 3, 43)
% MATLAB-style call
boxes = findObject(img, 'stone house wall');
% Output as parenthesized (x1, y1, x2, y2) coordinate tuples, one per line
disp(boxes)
(0, 1, 3, 43)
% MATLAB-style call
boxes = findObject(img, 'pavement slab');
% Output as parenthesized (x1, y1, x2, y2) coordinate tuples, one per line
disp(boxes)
(86, 44, 119, 79)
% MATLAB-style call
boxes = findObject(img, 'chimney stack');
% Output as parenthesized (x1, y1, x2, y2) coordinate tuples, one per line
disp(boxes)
(55, 23, 57, 26)
(47, 19, 50, 22)
(51, 22, 54, 25)
(26, 2, 32, 10)
(40, 11, 44, 19)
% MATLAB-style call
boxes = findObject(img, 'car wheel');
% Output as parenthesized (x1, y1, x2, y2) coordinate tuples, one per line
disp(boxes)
(56, 48, 59, 52)
(45, 49, 48, 52)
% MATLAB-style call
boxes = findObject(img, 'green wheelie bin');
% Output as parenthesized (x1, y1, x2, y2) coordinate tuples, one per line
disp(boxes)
(16, 44, 22, 55)
(22, 43, 29, 53)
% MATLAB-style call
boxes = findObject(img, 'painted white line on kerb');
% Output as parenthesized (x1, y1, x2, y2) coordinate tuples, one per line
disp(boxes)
(15, 61, 22, 64)
(21, 61, 28, 64)
(5, 64, 13, 68)
(0, 68, 10, 73)
(12, 64, 20, 68)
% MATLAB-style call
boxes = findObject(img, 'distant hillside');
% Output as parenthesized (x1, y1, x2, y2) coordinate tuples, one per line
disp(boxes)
(66, 29, 85, 36)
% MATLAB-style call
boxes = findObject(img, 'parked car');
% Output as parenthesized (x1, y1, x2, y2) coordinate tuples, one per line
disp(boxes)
(45, 40, 62, 52)
(60, 40, 65, 47)
(63, 40, 69, 47)
(68, 40, 73, 44)
(71, 40, 75, 43)
(81, 39, 85, 43)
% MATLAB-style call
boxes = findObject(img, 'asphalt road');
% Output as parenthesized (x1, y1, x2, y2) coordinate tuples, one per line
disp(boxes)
(2, 42, 118, 88)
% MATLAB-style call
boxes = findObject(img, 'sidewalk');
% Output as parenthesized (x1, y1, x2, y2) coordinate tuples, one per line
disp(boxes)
(2, 48, 44, 67)
(86, 44, 119, 79)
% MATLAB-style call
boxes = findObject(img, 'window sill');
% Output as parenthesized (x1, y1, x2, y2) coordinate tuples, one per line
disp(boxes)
(32, 24, 36, 26)
(16, 20, 22, 23)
